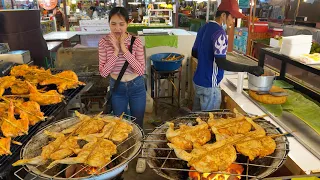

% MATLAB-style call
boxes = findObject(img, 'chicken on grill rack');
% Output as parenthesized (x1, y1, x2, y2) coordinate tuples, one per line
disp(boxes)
(166, 117, 211, 150)
(12, 130, 80, 166)
(0, 137, 11, 156)
(1, 102, 29, 138)
(0, 76, 16, 96)
(47, 136, 117, 169)
(40, 70, 85, 93)
(27, 82, 63, 105)
(16, 101, 45, 125)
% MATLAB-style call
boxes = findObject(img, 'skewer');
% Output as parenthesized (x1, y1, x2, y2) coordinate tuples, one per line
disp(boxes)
(0, 117, 28, 135)
(12, 140, 22, 145)
(212, 114, 268, 129)
(0, 97, 47, 120)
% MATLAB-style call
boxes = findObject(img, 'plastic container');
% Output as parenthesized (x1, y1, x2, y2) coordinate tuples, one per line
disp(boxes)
(271, 28, 283, 37)
(281, 35, 313, 45)
(280, 43, 312, 57)
(150, 53, 184, 71)
(250, 22, 269, 33)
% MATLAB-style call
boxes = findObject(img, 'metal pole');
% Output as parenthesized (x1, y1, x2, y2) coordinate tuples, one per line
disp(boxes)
(206, 0, 210, 22)
(294, 0, 301, 25)
(63, 0, 70, 31)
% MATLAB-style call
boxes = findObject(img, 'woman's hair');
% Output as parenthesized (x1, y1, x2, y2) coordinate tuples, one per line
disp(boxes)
(108, 7, 129, 23)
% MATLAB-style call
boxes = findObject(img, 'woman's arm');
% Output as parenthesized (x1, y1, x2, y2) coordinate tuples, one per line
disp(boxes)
(98, 37, 118, 78)
(122, 37, 145, 76)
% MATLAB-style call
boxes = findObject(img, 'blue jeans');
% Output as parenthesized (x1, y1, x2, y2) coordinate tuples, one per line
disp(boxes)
(110, 76, 146, 128)
(193, 83, 222, 111)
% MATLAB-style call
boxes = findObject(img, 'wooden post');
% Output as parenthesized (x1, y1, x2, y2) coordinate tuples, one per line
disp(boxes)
(63, 0, 70, 31)
(294, 0, 301, 25)
(175, 0, 179, 28)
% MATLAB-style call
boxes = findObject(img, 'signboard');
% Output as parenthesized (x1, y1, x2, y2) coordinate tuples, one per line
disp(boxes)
(38, 0, 57, 10)
(239, 0, 249, 8)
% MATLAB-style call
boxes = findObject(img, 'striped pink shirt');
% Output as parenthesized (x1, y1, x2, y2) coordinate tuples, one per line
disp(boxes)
(98, 34, 145, 78)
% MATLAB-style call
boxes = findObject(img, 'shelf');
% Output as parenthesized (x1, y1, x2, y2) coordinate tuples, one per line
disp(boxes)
(148, 9, 173, 12)
(149, 16, 170, 18)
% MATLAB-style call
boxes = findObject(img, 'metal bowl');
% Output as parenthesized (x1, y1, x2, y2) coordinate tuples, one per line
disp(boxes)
(248, 70, 275, 92)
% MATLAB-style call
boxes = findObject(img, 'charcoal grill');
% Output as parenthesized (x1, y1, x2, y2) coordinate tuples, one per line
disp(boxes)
(14, 114, 143, 180)
(142, 110, 290, 180)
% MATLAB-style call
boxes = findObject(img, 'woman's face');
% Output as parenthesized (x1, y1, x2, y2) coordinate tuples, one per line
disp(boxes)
(110, 14, 128, 38)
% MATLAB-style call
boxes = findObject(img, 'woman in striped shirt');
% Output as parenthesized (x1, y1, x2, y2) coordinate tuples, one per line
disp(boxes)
(99, 7, 146, 129)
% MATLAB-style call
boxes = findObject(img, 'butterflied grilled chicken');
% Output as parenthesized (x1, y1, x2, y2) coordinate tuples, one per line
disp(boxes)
(16, 101, 45, 125)
(1, 102, 29, 137)
(0, 137, 11, 156)
(79, 117, 133, 143)
(61, 111, 105, 136)
(47, 137, 116, 169)
(0, 76, 16, 96)
(167, 136, 238, 173)
(10, 64, 48, 77)
(166, 117, 211, 150)
(208, 112, 252, 137)
(13, 130, 79, 166)
(27, 82, 63, 105)
(236, 136, 276, 161)
(40, 70, 84, 93)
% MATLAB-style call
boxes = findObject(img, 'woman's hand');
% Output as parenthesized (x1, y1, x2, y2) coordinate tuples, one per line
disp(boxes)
(110, 33, 120, 56)
(120, 34, 128, 54)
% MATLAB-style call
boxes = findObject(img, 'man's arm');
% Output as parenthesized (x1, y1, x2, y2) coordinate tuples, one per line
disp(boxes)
(213, 30, 264, 76)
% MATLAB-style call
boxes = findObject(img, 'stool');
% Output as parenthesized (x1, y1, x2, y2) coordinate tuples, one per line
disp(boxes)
(151, 65, 182, 115)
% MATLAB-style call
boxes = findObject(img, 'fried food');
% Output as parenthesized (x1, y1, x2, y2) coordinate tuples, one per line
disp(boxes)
(47, 137, 117, 169)
(168, 137, 238, 173)
(16, 101, 45, 125)
(27, 82, 63, 105)
(0, 137, 11, 156)
(249, 86, 287, 105)
(10, 64, 46, 77)
(208, 112, 252, 137)
(236, 136, 276, 161)
(40, 70, 84, 93)
(166, 117, 211, 150)
(1, 102, 29, 137)
(23, 69, 51, 84)
(12, 130, 79, 166)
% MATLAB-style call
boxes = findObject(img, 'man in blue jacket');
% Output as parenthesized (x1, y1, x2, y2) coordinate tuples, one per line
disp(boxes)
(192, 0, 264, 111)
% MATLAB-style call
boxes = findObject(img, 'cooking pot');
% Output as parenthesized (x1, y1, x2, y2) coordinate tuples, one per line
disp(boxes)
(248, 70, 275, 92)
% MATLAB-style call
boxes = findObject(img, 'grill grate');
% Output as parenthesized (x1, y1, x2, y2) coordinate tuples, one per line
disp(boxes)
(0, 84, 85, 177)
(142, 110, 290, 180)
(14, 114, 143, 180)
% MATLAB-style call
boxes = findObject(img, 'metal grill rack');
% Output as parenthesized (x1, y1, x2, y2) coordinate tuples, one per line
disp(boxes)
(142, 110, 290, 180)
(14, 114, 143, 180)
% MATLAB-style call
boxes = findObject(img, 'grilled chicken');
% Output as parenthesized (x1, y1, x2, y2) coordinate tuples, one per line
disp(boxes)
(0, 76, 16, 96)
(40, 71, 84, 93)
(10, 64, 42, 77)
(16, 101, 45, 125)
(27, 82, 63, 105)
(208, 112, 252, 138)
(1, 102, 29, 137)
(79, 117, 133, 143)
(236, 136, 276, 161)
(0, 137, 11, 156)
(166, 117, 211, 150)
(47, 137, 117, 169)
(12, 130, 79, 166)
(168, 137, 238, 173)
(61, 111, 105, 136)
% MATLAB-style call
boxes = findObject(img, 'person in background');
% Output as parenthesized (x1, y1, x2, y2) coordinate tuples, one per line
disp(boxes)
(89, 6, 98, 19)
(98, 7, 146, 173)
(53, 6, 65, 31)
(192, 0, 264, 111)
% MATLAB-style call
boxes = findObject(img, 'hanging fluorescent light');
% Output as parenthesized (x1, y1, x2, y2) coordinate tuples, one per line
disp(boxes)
(71, 0, 77, 4)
